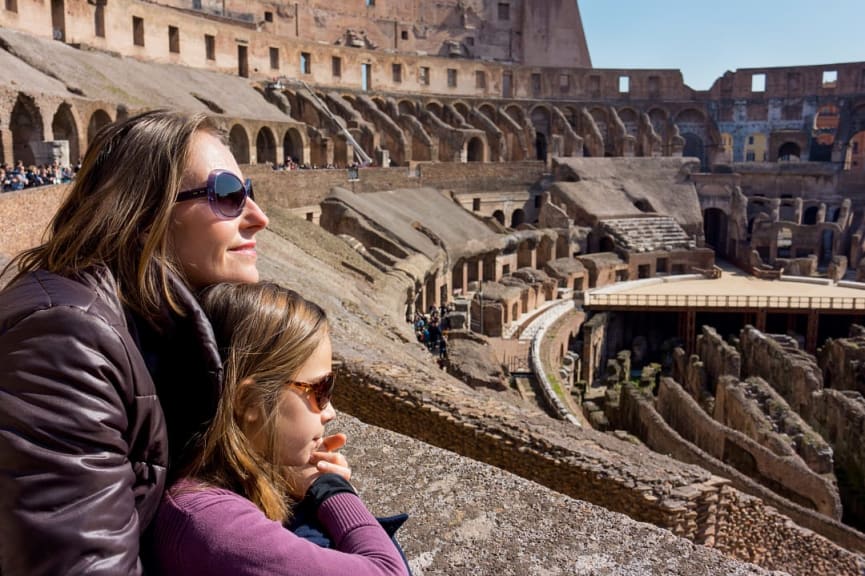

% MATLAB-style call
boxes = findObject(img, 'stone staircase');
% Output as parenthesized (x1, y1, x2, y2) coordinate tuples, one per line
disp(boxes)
(601, 216, 695, 252)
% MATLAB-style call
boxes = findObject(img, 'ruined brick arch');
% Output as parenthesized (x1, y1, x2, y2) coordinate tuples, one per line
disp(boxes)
(51, 102, 80, 166)
(492, 209, 505, 225)
(777, 141, 801, 161)
(803, 204, 821, 225)
(255, 126, 277, 165)
(282, 126, 307, 164)
(504, 104, 525, 124)
(425, 101, 444, 118)
(845, 129, 865, 172)
(228, 124, 250, 164)
(674, 108, 707, 124)
(617, 107, 639, 123)
(647, 107, 669, 135)
(617, 107, 639, 137)
(479, 103, 497, 120)
(86, 109, 112, 147)
(11, 94, 45, 166)
(398, 100, 416, 116)
(371, 96, 387, 111)
(703, 207, 729, 257)
(530, 105, 552, 160)
(453, 101, 470, 118)
(682, 133, 705, 166)
(559, 106, 578, 131)
(466, 136, 485, 162)
(529, 105, 551, 133)
(511, 208, 525, 228)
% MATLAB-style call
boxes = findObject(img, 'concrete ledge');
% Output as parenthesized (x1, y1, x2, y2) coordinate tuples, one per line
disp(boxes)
(780, 276, 834, 286)
(589, 274, 704, 295)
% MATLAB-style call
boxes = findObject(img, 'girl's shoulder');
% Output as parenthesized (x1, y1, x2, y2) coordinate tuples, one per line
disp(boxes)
(162, 478, 253, 515)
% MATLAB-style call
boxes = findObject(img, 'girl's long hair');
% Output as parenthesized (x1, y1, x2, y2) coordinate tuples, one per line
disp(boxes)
(4, 109, 219, 318)
(187, 281, 329, 521)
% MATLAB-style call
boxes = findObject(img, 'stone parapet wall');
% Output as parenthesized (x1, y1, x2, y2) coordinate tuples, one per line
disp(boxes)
(247, 161, 545, 210)
(656, 377, 840, 518)
(338, 367, 699, 530)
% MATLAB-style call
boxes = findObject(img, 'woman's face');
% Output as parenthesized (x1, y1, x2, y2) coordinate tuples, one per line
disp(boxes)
(170, 131, 269, 290)
(267, 334, 336, 468)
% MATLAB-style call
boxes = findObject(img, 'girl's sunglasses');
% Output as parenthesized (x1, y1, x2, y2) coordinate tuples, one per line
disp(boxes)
(286, 372, 336, 409)
(176, 169, 254, 219)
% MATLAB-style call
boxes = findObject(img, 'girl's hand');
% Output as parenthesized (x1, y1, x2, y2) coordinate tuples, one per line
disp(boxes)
(287, 433, 352, 499)
(310, 433, 351, 481)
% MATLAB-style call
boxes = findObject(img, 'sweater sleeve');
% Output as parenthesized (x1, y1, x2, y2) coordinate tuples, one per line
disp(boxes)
(152, 485, 408, 576)
(0, 305, 144, 576)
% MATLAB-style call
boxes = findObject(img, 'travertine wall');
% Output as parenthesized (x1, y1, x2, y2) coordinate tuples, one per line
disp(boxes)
(656, 377, 840, 518)
(715, 376, 834, 476)
(739, 326, 823, 415)
(819, 329, 865, 395)
(247, 161, 545, 211)
(614, 383, 865, 574)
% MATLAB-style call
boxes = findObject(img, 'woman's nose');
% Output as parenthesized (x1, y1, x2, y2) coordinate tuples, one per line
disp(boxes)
(243, 198, 269, 231)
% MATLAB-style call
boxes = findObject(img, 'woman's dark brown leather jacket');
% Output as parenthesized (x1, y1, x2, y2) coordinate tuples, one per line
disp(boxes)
(0, 266, 223, 575)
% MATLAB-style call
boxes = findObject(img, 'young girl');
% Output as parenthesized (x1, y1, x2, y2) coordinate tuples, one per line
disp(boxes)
(150, 282, 409, 576)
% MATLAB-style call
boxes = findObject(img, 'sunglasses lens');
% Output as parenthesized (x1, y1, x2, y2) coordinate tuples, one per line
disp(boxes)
(212, 172, 247, 217)
(316, 373, 336, 408)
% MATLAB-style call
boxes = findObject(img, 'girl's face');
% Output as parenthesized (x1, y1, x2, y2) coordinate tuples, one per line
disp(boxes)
(265, 334, 336, 468)
(170, 131, 269, 290)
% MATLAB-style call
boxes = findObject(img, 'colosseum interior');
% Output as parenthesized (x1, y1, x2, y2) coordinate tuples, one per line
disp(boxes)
(2, 1, 865, 574)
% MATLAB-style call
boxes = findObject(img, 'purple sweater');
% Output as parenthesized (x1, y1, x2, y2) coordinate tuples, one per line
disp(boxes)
(150, 480, 408, 576)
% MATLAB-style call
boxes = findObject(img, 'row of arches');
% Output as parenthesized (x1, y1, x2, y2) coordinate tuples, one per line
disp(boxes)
(1, 94, 312, 169)
(3, 95, 114, 166)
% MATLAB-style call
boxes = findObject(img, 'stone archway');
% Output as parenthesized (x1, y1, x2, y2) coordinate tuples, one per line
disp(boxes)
(229, 124, 250, 164)
(682, 133, 705, 167)
(51, 103, 79, 165)
(11, 95, 44, 166)
(803, 205, 820, 225)
(255, 126, 277, 165)
(511, 209, 526, 228)
(283, 127, 305, 164)
(811, 104, 839, 162)
(845, 131, 865, 172)
(492, 210, 505, 225)
(467, 137, 484, 162)
(778, 142, 801, 162)
(86, 109, 111, 147)
(703, 207, 729, 258)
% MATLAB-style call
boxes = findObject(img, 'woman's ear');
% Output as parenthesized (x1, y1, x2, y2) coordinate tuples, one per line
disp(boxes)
(235, 377, 262, 426)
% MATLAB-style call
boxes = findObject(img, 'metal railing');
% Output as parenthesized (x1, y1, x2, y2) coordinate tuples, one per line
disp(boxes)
(583, 292, 865, 311)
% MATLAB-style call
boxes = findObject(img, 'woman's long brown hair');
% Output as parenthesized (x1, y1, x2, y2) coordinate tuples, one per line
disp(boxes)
(4, 109, 219, 318)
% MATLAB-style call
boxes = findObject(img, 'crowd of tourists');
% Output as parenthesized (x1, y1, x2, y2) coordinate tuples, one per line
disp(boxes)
(412, 304, 451, 366)
(1, 161, 77, 192)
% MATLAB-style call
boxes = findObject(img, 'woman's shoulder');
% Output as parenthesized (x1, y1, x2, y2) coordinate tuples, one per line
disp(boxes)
(0, 266, 124, 330)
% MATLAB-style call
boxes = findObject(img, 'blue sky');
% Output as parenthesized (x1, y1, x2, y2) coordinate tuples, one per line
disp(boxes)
(579, 0, 865, 90)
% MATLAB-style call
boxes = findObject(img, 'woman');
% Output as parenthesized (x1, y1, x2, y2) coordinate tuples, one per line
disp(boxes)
(151, 282, 409, 576)
(0, 109, 268, 575)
